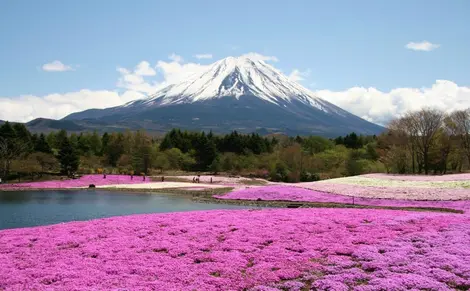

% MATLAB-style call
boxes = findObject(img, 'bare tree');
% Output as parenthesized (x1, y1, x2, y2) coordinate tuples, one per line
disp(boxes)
(405, 108, 445, 174)
(388, 116, 418, 173)
(446, 109, 470, 166)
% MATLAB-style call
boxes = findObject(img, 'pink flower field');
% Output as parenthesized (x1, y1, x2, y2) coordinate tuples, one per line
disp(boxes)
(0, 175, 151, 190)
(1, 208, 469, 290)
(295, 173, 470, 201)
(215, 185, 470, 212)
(2, 173, 470, 289)
(298, 182, 470, 201)
(363, 173, 470, 181)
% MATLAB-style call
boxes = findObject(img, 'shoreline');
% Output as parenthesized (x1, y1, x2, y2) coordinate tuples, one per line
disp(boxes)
(1, 186, 463, 214)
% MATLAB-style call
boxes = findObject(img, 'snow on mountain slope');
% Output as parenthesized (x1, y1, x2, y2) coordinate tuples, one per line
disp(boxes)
(124, 56, 343, 115)
(62, 55, 385, 136)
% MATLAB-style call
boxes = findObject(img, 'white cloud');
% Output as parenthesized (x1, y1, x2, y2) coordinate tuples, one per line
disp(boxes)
(314, 80, 470, 125)
(405, 41, 440, 51)
(288, 69, 311, 82)
(168, 53, 184, 63)
(3, 53, 469, 127)
(0, 90, 145, 122)
(241, 52, 278, 62)
(116, 61, 161, 94)
(194, 54, 213, 59)
(42, 60, 74, 72)
(134, 61, 156, 76)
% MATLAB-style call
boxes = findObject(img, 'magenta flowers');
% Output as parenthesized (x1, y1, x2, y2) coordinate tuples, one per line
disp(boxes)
(215, 185, 470, 212)
(0, 174, 151, 190)
(1, 208, 469, 290)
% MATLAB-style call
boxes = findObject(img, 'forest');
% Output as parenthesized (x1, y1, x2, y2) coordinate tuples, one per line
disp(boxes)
(0, 108, 469, 183)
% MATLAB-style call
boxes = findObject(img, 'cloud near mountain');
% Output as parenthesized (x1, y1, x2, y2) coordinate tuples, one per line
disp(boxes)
(1, 53, 469, 125)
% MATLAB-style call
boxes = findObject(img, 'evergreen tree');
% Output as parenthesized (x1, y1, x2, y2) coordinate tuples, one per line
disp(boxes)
(106, 133, 125, 167)
(0, 122, 31, 178)
(209, 155, 222, 174)
(55, 130, 68, 149)
(0, 122, 16, 140)
(343, 132, 361, 149)
(58, 136, 79, 176)
(12, 124, 32, 144)
(194, 133, 218, 170)
(101, 132, 110, 156)
(89, 131, 102, 156)
(77, 133, 91, 156)
(31, 133, 39, 149)
(34, 133, 52, 153)
(46, 132, 57, 150)
(131, 131, 152, 174)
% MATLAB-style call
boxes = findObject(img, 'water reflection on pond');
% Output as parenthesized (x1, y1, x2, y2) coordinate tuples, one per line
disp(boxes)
(0, 190, 252, 230)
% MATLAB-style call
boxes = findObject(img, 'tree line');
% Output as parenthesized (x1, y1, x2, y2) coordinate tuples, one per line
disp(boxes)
(0, 121, 383, 183)
(377, 108, 470, 175)
(1, 107, 468, 183)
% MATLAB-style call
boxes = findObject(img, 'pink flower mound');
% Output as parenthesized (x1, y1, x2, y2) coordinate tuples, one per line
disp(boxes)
(0, 175, 151, 190)
(0, 209, 469, 290)
(363, 173, 470, 181)
(216, 186, 470, 212)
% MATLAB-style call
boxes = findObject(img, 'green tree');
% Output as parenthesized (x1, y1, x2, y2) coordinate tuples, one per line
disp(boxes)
(302, 136, 334, 154)
(77, 133, 92, 156)
(12, 123, 33, 152)
(0, 122, 31, 179)
(101, 132, 110, 156)
(131, 131, 153, 174)
(55, 130, 68, 149)
(153, 152, 170, 173)
(46, 132, 58, 151)
(105, 133, 125, 167)
(89, 131, 102, 156)
(58, 136, 80, 176)
(209, 155, 222, 174)
(365, 143, 379, 161)
(34, 133, 52, 153)
(194, 133, 218, 170)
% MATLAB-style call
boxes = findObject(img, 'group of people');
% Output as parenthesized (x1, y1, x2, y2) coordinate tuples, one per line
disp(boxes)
(192, 176, 213, 184)
(101, 173, 146, 181)
(99, 172, 213, 184)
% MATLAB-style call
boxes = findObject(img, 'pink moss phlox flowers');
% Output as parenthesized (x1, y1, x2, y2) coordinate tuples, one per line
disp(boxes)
(1, 209, 469, 290)
(298, 182, 470, 201)
(216, 185, 470, 213)
(0, 174, 151, 190)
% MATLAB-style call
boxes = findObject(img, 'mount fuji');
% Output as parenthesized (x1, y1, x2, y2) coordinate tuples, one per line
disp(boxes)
(59, 56, 383, 136)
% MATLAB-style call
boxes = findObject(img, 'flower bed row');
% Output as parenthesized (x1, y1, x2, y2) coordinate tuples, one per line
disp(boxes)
(1, 208, 469, 290)
(319, 176, 470, 189)
(215, 186, 470, 212)
(0, 175, 152, 190)
(96, 182, 227, 190)
(298, 181, 470, 201)
(364, 173, 470, 181)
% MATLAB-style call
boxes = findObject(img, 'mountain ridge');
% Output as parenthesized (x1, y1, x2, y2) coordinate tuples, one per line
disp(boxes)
(60, 55, 384, 136)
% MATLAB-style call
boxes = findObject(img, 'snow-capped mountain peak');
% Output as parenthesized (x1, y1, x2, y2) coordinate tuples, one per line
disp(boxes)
(134, 55, 334, 113)
(63, 55, 384, 136)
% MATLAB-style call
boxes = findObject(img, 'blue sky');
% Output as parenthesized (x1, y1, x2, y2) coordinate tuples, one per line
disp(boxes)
(1, 0, 469, 123)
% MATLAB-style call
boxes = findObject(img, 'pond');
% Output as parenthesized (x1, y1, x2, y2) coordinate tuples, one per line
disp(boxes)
(0, 190, 253, 230)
